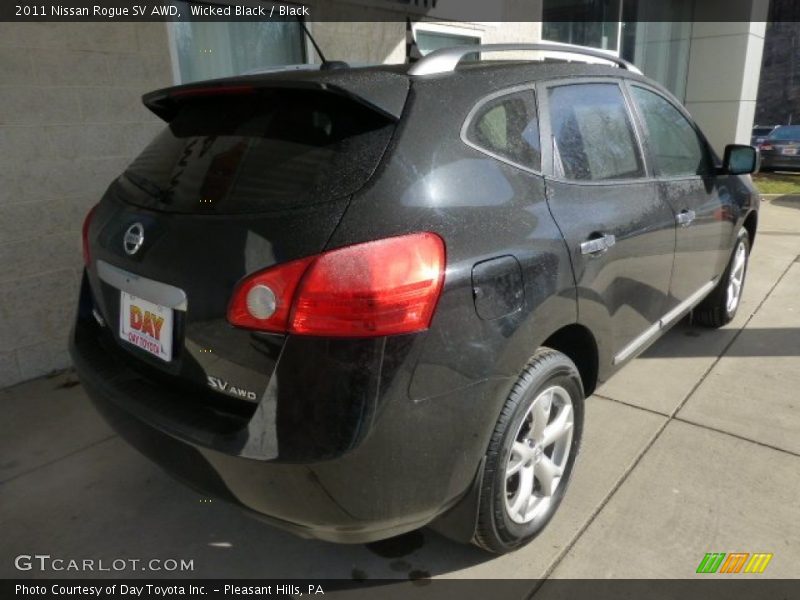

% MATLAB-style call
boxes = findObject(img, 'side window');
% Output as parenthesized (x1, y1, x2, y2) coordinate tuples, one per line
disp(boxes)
(631, 86, 711, 177)
(548, 83, 645, 181)
(465, 90, 541, 171)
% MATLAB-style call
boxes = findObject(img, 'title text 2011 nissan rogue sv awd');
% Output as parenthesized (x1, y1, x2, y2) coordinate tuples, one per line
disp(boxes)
(71, 44, 759, 553)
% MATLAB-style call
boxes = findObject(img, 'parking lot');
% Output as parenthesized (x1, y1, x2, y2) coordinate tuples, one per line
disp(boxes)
(2, 195, 799, 582)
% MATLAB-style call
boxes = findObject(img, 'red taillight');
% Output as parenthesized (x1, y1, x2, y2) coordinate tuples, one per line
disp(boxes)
(81, 204, 98, 267)
(760, 143, 773, 151)
(292, 233, 446, 337)
(227, 233, 446, 338)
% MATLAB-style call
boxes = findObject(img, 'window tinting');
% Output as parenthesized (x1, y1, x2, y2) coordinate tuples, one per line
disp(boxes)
(752, 127, 774, 137)
(120, 89, 395, 214)
(466, 90, 541, 171)
(631, 86, 711, 176)
(768, 125, 800, 140)
(549, 83, 644, 181)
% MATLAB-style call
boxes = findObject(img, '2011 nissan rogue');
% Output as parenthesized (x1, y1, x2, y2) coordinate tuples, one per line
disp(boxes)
(70, 44, 760, 553)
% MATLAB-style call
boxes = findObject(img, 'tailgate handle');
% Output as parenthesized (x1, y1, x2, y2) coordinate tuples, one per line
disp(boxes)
(97, 260, 188, 311)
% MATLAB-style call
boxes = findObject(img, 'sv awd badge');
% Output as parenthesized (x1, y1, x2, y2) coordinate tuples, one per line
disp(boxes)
(207, 376, 257, 400)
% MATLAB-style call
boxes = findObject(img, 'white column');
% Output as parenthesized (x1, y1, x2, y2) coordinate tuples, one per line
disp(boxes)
(683, 1, 769, 154)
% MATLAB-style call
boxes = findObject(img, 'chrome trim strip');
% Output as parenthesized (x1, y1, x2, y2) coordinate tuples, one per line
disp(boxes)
(96, 260, 188, 312)
(409, 43, 643, 77)
(613, 279, 716, 365)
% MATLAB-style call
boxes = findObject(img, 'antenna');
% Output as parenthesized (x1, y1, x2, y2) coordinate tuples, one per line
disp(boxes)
(406, 18, 423, 64)
(298, 19, 327, 64)
(298, 19, 349, 71)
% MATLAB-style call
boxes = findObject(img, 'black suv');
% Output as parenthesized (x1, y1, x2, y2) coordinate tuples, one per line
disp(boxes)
(71, 44, 759, 554)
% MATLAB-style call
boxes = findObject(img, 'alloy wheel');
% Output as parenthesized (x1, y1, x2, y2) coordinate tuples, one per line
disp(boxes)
(504, 385, 574, 524)
(726, 240, 747, 314)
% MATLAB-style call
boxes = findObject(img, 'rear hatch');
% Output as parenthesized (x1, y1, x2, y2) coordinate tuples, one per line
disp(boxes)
(85, 73, 407, 408)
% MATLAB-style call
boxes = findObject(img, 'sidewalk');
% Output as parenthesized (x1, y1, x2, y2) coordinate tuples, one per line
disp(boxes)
(2, 198, 799, 581)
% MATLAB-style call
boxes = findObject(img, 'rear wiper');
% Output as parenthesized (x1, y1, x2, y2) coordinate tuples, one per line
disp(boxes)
(123, 171, 171, 203)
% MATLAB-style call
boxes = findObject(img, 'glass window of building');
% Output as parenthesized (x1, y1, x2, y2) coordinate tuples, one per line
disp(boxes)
(621, 21, 692, 102)
(542, 0, 622, 52)
(172, 21, 306, 84)
(542, 0, 694, 102)
(416, 29, 480, 61)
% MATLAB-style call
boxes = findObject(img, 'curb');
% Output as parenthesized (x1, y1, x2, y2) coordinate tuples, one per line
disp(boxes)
(760, 194, 800, 200)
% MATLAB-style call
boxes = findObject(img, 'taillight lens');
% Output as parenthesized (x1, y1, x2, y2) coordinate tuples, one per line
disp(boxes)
(760, 143, 773, 151)
(227, 233, 446, 338)
(81, 204, 98, 267)
(292, 233, 446, 336)
(227, 256, 315, 333)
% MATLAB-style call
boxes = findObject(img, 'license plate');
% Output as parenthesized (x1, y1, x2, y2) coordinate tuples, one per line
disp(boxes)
(782, 147, 798, 155)
(119, 292, 174, 362)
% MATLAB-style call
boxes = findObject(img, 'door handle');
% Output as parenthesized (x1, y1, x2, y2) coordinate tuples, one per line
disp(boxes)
(580, 234, 616, 256)
(676, 209, 696, 227)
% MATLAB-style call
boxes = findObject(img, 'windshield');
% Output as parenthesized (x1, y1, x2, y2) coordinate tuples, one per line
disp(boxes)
(767, 126, 800, 141)
(119, 88, 396, 214)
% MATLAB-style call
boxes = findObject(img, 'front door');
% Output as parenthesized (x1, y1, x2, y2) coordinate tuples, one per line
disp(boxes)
(539, 81, 677, 366)
(627, 84, 734, 307)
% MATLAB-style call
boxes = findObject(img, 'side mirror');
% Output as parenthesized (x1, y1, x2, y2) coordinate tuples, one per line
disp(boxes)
(722, 144, 759, 175)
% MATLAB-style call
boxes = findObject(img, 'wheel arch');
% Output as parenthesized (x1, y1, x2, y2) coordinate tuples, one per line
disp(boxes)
(540, 323, 600, 397)
(743, 209, 758, 249)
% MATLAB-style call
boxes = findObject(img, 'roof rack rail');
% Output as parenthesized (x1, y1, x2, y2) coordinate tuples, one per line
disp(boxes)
(408, 43, 643, 77)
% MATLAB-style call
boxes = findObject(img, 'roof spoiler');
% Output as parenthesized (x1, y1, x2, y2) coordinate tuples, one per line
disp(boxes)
(143, 75, 409, 122)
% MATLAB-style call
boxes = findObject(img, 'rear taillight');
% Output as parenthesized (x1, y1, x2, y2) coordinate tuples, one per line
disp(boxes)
(227, 256, 315, 333)
(760, 144, 773, 151)
(227, 233, 446, 338)
(81, 204, 98, 267)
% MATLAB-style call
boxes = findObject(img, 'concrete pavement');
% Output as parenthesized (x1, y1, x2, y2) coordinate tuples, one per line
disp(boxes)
(2, 198, 799, 582)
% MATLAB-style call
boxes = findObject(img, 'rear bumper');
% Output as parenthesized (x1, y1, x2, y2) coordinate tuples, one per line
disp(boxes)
(77, 365, 430, 543)
(760, 153, 800, 170)
(70, 274, 507, 543)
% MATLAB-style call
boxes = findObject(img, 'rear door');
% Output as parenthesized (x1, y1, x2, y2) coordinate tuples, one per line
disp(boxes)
(538, 79, 677, 366)
(627, 83, 733, 307)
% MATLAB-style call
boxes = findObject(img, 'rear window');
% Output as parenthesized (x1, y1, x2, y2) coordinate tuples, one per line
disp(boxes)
(120, 89, 396, 214)
(465, 89, 541, 171)
(768, 126, 800, 140)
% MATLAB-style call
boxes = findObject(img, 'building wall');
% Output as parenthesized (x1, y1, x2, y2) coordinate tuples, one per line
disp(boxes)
(682, 4, 768, 153)
(0, 23, 172, 388)
(626, 21, 693, 103)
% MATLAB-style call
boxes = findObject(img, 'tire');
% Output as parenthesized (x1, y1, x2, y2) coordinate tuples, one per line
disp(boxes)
(693, 228, 750, 328)
(474, 348, 584, 554)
